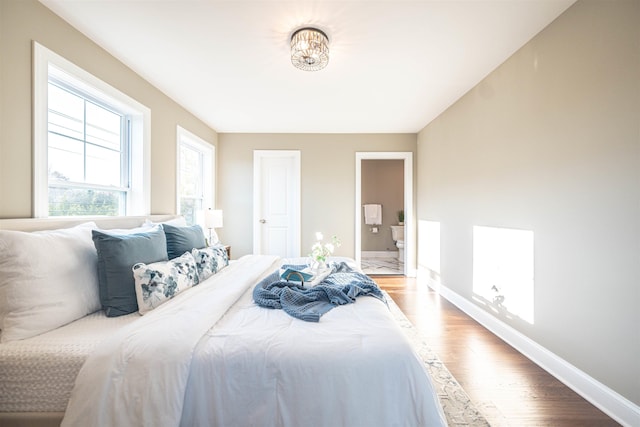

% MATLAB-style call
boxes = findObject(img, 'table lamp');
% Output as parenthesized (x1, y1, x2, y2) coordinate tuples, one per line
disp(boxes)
(204, 209, 223, 245)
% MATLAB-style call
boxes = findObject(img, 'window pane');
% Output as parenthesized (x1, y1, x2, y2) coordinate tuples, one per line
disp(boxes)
(49, 187, 123, 216)
(48, 84, 84, 140)
(86, 101, 121, 151)
(47, 80, 129, 210)
(86, 144, 121, 186)
(180, 145, 203, 198)
(180, 197, 202, 226)
(48, 133, 84, 182)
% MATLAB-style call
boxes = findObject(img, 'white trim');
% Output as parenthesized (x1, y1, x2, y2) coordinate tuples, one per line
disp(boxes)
(355, 152, 415, 277)
(253, 150, 301, 257)
(176, 126, 215, 222)
(32, 42, 150, 217)
(420, 269, 640, 427)
(32, 44, 49, 218)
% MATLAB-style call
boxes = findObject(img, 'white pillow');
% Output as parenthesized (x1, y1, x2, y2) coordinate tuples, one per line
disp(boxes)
(207, 228, 220, 245)
(132, 252, 199, 315)
(97, 225, 149, 235)
(143, 216, 187, 228)
(0, 222, 101, 342)
(191, 244, 229, 281)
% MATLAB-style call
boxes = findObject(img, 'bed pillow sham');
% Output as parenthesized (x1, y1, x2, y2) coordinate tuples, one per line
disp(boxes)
(92, 226, 168, 317)
(96, 225, 150, 235)
(144, 216, 188, 228)
(0, 222, 101, 342)
(132, 252, 199, 314)
(162, 224, 207, 259)
(191, 243, 229, 281)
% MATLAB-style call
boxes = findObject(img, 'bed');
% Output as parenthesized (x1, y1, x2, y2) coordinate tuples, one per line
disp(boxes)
(0, 216, 446, 427)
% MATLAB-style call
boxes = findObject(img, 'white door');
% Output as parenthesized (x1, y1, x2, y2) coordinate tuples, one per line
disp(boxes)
(253, 151, 301, 257)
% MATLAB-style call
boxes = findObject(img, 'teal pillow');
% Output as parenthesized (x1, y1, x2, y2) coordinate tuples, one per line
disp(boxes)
(162, 224, 207, 259)
(92, 227, 168, 317)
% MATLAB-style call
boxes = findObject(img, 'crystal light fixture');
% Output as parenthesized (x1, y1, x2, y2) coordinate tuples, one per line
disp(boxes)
(290, 27, 329, 71)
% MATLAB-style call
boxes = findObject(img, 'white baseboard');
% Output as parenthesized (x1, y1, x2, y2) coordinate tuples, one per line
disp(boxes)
(361, 250, 398, 258)
(421, 272, 640, 427)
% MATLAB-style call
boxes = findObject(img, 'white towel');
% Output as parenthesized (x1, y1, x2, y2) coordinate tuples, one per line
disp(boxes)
(363, 204, 382, 225)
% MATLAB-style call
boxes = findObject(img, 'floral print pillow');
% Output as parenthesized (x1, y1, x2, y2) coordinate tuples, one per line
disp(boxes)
(132, 252, 199, 314)
(192, 243, 229, 282)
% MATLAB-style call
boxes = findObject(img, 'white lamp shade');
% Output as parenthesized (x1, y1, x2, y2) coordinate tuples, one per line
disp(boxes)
(204, 209, 223, 229)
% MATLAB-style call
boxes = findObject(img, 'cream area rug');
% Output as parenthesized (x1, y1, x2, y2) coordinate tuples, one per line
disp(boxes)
(386, 295, 491, 426)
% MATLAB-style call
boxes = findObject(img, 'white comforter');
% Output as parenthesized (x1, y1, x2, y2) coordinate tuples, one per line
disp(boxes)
(62, 255, 446, 427)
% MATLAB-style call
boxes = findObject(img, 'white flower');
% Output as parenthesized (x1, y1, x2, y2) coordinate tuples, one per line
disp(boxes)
(309, 233, 341, 264)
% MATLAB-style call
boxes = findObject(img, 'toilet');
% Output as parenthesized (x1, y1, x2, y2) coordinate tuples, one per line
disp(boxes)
(390, 225, 405, 262)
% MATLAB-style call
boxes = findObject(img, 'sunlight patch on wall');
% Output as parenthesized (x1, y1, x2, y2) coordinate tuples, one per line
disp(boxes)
(472, 225, 534, 324)
(418, 220, 441, 284)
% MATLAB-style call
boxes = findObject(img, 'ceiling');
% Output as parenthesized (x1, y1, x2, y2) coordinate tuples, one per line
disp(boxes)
(40, 0, 575, 134)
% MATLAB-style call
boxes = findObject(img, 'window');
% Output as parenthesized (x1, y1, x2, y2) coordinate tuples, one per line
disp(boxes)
(33, 42, 150, 217)
(47, 77, 130, 215)
(176, 126, 214, 225)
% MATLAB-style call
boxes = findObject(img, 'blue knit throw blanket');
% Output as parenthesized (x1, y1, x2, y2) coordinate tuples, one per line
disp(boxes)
(253, 262, 386, 322)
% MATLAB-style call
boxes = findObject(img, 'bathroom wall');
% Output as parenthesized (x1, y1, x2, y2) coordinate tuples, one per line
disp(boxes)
(361, 159, 404, 252)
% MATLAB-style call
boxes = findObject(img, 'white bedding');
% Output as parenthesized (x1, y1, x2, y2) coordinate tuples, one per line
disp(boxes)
(61, 254, 446, 426)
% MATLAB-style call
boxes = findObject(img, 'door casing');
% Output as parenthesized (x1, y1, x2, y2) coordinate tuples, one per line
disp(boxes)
(355, 152, 415, 277)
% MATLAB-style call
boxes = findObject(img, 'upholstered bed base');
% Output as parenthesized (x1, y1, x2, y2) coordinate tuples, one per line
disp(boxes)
(0, 412, 64, 427)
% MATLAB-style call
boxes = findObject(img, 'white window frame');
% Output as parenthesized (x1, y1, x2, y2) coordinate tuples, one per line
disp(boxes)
(176, 126, 214, 225)
(33, 42, 150, 218)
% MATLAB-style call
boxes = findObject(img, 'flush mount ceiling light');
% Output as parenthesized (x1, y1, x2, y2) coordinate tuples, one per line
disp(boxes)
(290, 27, 329, 71)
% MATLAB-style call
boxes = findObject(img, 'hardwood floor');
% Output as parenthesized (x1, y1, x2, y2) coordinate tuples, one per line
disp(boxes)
(373, 275, 620, 427)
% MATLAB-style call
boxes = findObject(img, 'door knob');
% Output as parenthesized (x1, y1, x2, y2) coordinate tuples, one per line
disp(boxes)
(259, 219, 266, 224)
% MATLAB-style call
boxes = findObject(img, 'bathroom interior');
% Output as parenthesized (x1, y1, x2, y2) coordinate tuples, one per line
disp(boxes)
(360, 159, 405, 275)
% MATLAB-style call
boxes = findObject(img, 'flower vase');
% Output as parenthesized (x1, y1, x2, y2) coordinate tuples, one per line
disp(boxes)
(310, 259, 328, 274)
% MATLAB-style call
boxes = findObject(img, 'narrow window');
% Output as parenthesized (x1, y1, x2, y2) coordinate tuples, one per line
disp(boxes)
(177, 126, 214, 225)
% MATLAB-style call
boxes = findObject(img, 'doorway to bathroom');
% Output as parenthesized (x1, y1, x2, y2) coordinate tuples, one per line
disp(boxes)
(355, 152, 414, 277)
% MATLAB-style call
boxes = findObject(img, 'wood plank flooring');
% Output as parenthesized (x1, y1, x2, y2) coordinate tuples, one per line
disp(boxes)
(373, 275, 620, 427)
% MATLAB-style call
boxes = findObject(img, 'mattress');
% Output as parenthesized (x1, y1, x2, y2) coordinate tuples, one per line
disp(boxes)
(0, 311, 138, 412)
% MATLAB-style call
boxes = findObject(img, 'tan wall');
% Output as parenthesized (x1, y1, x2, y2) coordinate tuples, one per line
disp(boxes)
(361, 159, 404, 251)
(417, 0, 639, 404)
(218, 134, 416, 259)
(0, 0, 217, 218)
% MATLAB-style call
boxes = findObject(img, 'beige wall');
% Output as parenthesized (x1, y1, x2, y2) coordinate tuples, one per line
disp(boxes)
(0, 0, 217, 219)
(361, 159, 404, 251)
(218, 134, 416, 259)
(417, 0, 639, 404)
